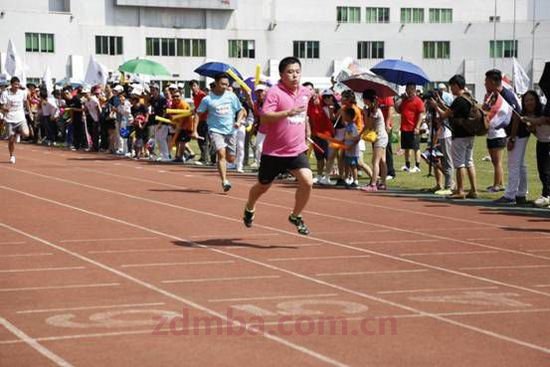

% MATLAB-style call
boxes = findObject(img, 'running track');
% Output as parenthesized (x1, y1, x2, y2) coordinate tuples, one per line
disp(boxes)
(0, 142, 549, 366)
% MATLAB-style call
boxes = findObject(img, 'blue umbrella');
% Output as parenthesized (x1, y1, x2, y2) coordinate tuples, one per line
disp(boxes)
(194, 62, 243, 80)
(371, 59, 430, 86)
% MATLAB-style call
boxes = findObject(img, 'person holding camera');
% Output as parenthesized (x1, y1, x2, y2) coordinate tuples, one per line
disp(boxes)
(428, 75, 478, 199)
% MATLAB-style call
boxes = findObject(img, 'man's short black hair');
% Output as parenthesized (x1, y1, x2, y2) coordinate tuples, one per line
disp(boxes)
(214, 73, 229, 82)
(278, 57, 301, 74)
(343, 107, 356, 120)
(362, 89, 377, 102)
(448, 74, 466, 89)
(485, 69, 502, 85)
(302, 81, 314, 88)
(341, 90, 356, 103)
(10, 76, 20, 84)
(189, 79, 200, 87)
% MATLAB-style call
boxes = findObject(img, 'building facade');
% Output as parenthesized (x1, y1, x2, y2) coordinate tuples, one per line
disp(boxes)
(0, 0, 549, 99)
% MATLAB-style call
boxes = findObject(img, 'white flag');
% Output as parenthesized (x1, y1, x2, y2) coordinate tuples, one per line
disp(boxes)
(84, 55, 108, 87)
(5, 39, 24, 79)
(513, 58, 530, 95)
(42, 65, 53, 97)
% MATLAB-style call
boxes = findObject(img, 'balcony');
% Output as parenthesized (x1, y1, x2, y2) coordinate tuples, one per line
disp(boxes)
(115, 0, 237, 10)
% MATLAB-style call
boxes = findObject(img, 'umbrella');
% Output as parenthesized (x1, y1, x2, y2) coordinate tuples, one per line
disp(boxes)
(340, 73, 398, 97)
(539, 61, 550, 99)
(371, 59, 430, 86)
(118, 58, 171, 77)
(194, 62, 243, 80)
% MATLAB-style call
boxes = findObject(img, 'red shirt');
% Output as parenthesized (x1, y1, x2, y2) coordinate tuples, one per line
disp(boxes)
(193, 90, 207, 122)
(399, 95, 424, 132)
(378, 96, 395, 129)
(307, 96, 334, 137)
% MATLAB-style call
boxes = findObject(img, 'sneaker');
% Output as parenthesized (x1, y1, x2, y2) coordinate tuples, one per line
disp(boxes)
(361, 184, 378, 192)
(533, 196, 550, 208)
(386, 175, 395, 181)
(447, 192, 466, 200)
(9, 155, 15, 164)
(493, 196, 516, 205)
(335, 178, 347, 187)
(409, 166, 421, 173)
(515, 196, 528, 205)
(319, 176, 333, 185)
(346, 182, 359, 189)
(288, 213, 310, 235)
(401, 165, 410, 172)
(487, 185, 504, 193)
(236, 168, 244, 173)
(243, 206, 255, 228)
(434, 188, 453, 196)
(482, 155, 492, 162)
(377, 183, 387, 191)
(222, 180, 232, 192)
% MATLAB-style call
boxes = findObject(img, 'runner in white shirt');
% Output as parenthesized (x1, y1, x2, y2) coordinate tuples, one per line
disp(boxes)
(0, 77, 31, 164)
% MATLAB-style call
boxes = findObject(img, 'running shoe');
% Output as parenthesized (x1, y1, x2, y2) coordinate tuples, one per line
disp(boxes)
(288, 213, 310, 235)
(222, 180, 232, 192)
(243, 207, 255, 228)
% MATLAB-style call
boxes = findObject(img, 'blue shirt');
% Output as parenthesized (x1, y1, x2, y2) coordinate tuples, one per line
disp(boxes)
(344, 122, 360, 158)
(197, 91, 242, 135)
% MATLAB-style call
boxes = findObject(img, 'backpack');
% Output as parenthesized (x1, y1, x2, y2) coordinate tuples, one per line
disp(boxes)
(452, 95, 488, 136)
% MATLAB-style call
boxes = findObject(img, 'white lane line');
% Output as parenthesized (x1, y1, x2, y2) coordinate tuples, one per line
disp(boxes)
(121, 260, 234, 268)
(0, 252, 53, 258)
(4, 174, 550, 354)
(0, 222, 346, 367)
(0, 241, 27, 245)
(400, 251, 499, 257)
(316, 269, 429, 277)
(17, 302, 166, 314)
(460, 264, 550, 271)
(377, 286, 500, 295)
(349, 239, 438, 245)
(527, 249, 550, 253)
(0, 317, 73, 367)
(466, 236, 549, 241)
(189, 233, 280, 239)
(534, 284, 550, 288)
(162, 275, 280, 284)
(0, 283, 120, 292)
(59, 236, 158, 243)
(268, 255, 370, 262)
(209, 293, 339, 303)
(0, 266, 85, 273)
(88, 248, 194, 254)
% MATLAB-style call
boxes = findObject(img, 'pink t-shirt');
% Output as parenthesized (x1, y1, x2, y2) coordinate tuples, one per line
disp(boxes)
(261, 82, 311, 157)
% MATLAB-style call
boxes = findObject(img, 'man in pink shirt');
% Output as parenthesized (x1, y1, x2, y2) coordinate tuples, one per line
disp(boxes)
(243, 57, 313, 235)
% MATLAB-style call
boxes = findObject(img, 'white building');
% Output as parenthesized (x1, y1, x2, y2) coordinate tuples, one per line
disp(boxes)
(0, 0, 549, 99)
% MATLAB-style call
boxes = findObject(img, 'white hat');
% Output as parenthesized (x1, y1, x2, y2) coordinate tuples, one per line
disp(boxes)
(81, 85, 91, 93)
(113, 85, 124, 93)
(255, 84, 268, 92)
(437, 83, 447, 90)
(168, 83, 178, 90)
(177, 82, 185, 89)
(131, 85, 144, 96)
(321, 89, 334, 96)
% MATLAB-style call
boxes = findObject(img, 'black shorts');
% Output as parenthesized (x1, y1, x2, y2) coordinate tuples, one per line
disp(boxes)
(401, 131, 420, 150)
(176, 130, 192, 143)
(258, 152, 310, 184)
(487, 137, 507, 150)
(312, 136, 328, 160)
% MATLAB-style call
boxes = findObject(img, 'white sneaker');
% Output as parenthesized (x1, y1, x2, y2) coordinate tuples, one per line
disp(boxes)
(386, 175, 395, 181)
(409, 166, 421, 173)
(534, 196, 550, 208)
(312, 175, 320, 184)
(319, 176, 333, 185)
(9, 156, 15, 164)
(401, 165, 410, 172)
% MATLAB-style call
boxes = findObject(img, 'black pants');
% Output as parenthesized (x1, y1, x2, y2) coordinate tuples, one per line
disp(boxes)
(197, 121, 210, 163)
(537, 141, 550, 197)
(386, 139, 395, 177)
(72, 119, 87, 149)
(86, 114, 100, 151)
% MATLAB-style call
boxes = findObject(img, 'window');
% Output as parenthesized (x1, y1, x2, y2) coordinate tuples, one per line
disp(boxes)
(357, 41, 384, 59)
(489, 16, 501, 22)
(146, 38, 206, 57)
(365, 7, 389, 23)
(490, 40, 518, 58)
(401, 8, 424, 23)
(95, 36, 123, 55)
(228, 40, 255, 59)
(49, 0, 70, 12)
(25, 33, 54, 53)
(337, 6, 361, 23)
(293, 41, 319, 59)
(429, 8, 452, 23)
(423, 41, 450, 59)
